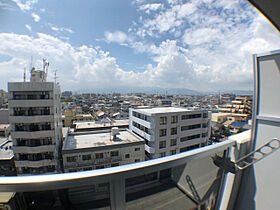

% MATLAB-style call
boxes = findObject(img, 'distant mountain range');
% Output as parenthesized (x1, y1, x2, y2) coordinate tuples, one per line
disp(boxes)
(70, 86, 253, 95)
(69, 87, 253, 95)
(72, 86, 199, 95)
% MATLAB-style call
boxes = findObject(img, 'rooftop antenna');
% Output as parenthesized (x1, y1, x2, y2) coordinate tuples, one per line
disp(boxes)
(23, 68, 26, 82)
(42, 58, 49, 79)
(53, 70, 58, 83)
(30, 56, 33, 71)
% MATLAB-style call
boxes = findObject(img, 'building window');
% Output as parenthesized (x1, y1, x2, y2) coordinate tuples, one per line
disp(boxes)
(135, 159, 140, 162)
(82, 154, 91, 161)
(181, 124, 201, 131)
(171, 116, 178, 123)
(159, 129, 166, 137)
(171, 127, 177, 135)
(96, 165, 104, 169)
(170, 149, 176, 155)
(180, 144, 200, 153)
(135, 147, 140, 151)
(160, 152, 166, 157)
(181, 114, 202, 120)
(170, 139, 177, 146)
(159, 116, 167, 125)
(202, 132, 208, 137)
(111, 163, 119, 167)
(159, 140, 166, 149)
(180, 134, 201, 142)
(111, 151, 119, 157)
(95, 153, 104, 159)
(203, 112, 208, 118)
(83, 167, 92, 171)
(67, 156, 77, 162)
(125, 154, 130, 158)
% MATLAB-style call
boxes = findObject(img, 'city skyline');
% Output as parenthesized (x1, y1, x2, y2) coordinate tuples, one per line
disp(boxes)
(0, 0, 280, 92)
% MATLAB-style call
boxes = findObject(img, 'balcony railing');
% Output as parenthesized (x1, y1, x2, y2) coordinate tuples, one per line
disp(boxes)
(14, 109, 50, 116)
(0, 139, 236, 210)
(13, 94, 51, 100)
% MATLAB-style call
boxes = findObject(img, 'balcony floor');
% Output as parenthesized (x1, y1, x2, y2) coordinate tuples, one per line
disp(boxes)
(126, 180, 196, 210)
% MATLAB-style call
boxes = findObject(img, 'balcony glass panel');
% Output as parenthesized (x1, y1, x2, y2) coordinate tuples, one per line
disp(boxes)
(0, 140, 234, 209)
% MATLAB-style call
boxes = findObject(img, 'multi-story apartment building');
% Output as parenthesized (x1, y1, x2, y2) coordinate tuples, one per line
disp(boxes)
(219, 96, 253, 121)
(62, 128, 145, 172)
(129, 107, 211, 159)
(8, 67, 62, 175)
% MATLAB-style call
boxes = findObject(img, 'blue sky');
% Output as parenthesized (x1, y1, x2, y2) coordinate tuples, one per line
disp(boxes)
(0, 0, 280, 92)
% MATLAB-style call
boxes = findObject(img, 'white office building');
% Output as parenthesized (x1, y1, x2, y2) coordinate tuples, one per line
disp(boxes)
(8, 67, 62, 175)
(129, 107, 211, 159)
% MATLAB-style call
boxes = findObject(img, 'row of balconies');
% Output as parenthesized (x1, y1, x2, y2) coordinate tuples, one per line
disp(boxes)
(16, 138, 53, 147)
(12, 93, 51, 100)
(131, 125, 153, 141)
(14, 123, 52, 132)
(11, 130, 55, 139)
(132, 111, 151, 122)
(10, 115, 54, 124)
(20, 165, 56, 175)
(132, 121, 152, 135)
(13, 108, 51, 116)
(15, 159, 57, 168)
(9, 99, 53, 108)
(145, 144, 155, 153)
(65, 156, 123, 167)
(14, 145, 56, 154)
(17, 152, 54, 161)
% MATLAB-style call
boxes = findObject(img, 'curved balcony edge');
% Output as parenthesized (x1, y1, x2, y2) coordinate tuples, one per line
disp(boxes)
(0, 139, 236, 192)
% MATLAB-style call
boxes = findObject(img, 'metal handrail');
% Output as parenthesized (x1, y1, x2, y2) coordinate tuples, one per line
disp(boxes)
(0, 139, 235, 192)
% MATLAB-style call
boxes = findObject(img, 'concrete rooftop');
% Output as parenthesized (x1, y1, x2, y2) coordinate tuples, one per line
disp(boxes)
(75, 119, 129, 130)
(63, 129, 143, 151)
(135, 107, 191, 115)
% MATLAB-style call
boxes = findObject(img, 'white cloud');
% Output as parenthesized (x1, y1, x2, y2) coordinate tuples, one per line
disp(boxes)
(139, 3, 163, 14)
(183, 28, 219, 45)
(31, 12, 40, 22)
(124, 0, 279, 90)
(0, 33, 201, 91)
(25, 24, 31, 31)
(11, 0, 37, 12)
(134, 1, 197, 37)
(0, 1, 15, 11)
(104, 31, 130, 44)
(2, 1, 280, 92)
(47, 23, 74, 34)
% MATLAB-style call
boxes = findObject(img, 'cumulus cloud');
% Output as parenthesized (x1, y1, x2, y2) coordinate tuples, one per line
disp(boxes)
(11, 0, 37, 12)
(2, 0, 280, 92)
(0, 33, 202, 91)
(139, 3, 163, 14)
(49, 24, 74, 34)
(31, 12, 40, 22)
(25, 24, 31, 31)
(104, 31, 131, 44)
(135, 1, 197, 37)
(112, 0, 280, 91)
